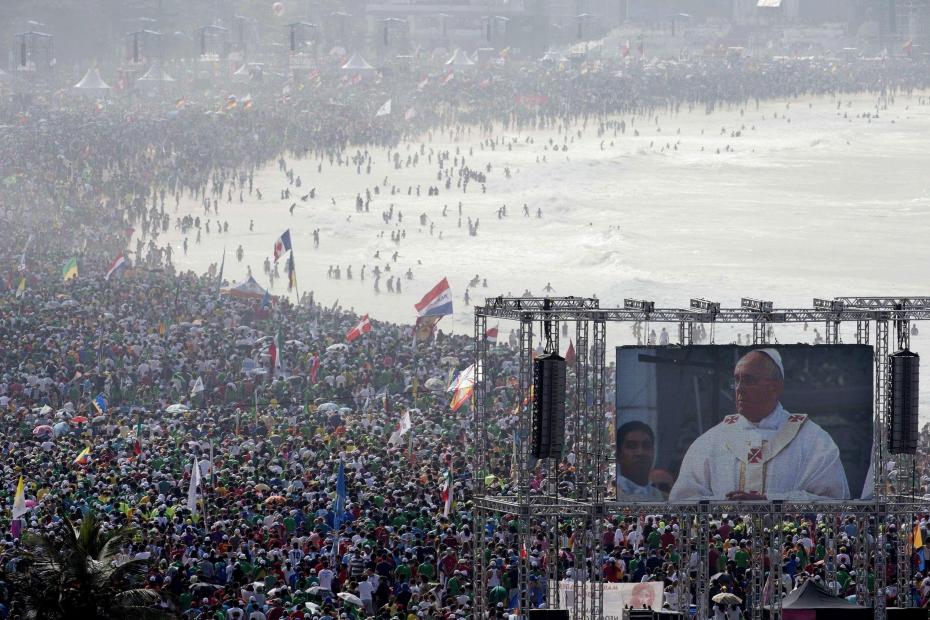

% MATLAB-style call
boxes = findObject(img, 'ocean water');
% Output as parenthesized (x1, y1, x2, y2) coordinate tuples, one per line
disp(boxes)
(154, 91, 930, 418)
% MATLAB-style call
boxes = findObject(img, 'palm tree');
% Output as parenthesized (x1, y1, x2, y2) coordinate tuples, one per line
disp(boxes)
(6, 512, 176, 619)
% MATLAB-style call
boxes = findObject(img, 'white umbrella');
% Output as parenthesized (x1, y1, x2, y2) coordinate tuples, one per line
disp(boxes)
(338, 592, 363, 607)
(326, 343, 348, 352)
(165, 404, 190, 414)
(318, 403, 339, 413)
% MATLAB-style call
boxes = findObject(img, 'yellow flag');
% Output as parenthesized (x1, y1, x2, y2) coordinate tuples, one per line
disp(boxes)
(914, 524, 924, 550)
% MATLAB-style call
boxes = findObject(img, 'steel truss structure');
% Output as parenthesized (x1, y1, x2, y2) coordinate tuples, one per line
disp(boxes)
(472, 296, 929, 620)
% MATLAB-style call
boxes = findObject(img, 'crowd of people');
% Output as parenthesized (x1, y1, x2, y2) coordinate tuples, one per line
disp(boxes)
(2, 47, 930, 619)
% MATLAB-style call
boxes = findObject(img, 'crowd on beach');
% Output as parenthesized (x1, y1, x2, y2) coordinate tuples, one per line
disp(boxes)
(2, 49, 930, 619)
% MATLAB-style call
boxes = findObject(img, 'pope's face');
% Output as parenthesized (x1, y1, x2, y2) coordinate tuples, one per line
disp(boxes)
(733, 352, 783, 423)
(619, 429, 654, 486)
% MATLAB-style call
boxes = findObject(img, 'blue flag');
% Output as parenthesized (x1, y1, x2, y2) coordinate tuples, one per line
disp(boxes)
(331, 460, 347, 559)
(333, 460, 346, 530)
(92, 393, 108, 414)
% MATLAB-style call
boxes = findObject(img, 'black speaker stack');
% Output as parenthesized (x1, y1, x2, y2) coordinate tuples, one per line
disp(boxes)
(888, 349, 919, 454)
(531, 352, 567, 459)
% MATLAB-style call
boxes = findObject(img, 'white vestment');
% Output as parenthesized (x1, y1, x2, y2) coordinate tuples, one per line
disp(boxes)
(669, 403, 850, 501)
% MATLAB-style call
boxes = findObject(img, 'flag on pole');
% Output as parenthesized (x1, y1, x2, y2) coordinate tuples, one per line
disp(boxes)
(104, 254, 127, 281)
(62, 257, 78, 282)
(447, 364, 476, 392)
(273, 229, 292, 262)
(415, 277, 453, 317)
(286, 254, 297, 292)
(448, 365, 476, 412)
(12, 476, 28, 520)
(389, 410, 413, 445)
(73, 446, 91, 465)
(346, 315, 371, 342)
(565, 340, 576, 367)
(375, 98, 392, 117)
(450, 384, 474, 412)
(190, 376, 205, 397)
(15, 276, 25, 299)
(92, 393, 108, 415)
(914, 524, 924, 550)
(217, 247, 226, 292)
(440, 469, 453, 516)
(413, 315, 442, 344)
(333, 460, 347, 530)
(186, 456, 202, 515)
(486, 324, 499, 344)
(269, 330, 284, 374)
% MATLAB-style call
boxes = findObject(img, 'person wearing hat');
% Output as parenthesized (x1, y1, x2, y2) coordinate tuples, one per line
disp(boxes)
(670, 349, 849, 501)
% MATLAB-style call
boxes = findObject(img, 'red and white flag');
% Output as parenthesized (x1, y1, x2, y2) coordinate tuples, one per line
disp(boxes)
(565, 340, 576, 367)
(389, 410, 413, 445)
(440, 468, 453, 516)
(104, 254, 127, 281)
(346, 315, 371, 342)
(485, 324, 499, 344)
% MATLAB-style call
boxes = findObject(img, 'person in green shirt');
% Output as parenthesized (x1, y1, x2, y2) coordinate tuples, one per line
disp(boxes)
(418, 558, 436, 582)
(395, 559, 411, 583)
(734, 544, 749, 570)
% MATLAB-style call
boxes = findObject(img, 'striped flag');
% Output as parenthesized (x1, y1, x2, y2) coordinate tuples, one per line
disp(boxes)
(104, 254, 127, 281)
(62, 257, 78, 282)
(73, 446, 91, 466)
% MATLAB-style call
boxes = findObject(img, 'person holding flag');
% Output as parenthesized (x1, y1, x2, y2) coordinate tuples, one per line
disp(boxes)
(414, 277, 453, 344)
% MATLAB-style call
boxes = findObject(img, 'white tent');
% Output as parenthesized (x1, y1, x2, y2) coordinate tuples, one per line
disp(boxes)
(232, 63, 251, 82)
(340, 53, 374, 71)
(445, 48, 475, 67)
(73, 67, 111, 91)
(137, 64, 175, 83)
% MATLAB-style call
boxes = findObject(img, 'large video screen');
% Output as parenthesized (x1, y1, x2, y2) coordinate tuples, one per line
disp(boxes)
(615, 345, 874, 502)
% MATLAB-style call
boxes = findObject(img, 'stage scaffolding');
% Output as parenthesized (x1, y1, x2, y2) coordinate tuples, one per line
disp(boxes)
(471, 296, 929, 620)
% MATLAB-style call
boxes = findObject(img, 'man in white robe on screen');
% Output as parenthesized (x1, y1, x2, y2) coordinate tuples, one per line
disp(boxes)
(669, 349, 850, 501)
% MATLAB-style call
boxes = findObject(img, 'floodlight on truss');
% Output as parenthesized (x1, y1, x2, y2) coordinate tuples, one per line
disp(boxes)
(690, 298, 720, 315)
(813, 298, 846, 313)
(623, 298, 655, 313)
(741, 298, 773, 312)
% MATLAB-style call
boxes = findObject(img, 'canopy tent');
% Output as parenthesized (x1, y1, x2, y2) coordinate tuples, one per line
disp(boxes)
(445, 48, 475, 67)
(223, 276, 269, 299)
(764, 580, 872, 620)
(73, 67, 111, 91)
(340, 53, 374, 71)
(137, 64, 175, 83)
(540, 50, 569, 63)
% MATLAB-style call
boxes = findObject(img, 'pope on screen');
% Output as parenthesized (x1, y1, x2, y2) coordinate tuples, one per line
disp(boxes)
(669, 348, 850, 501)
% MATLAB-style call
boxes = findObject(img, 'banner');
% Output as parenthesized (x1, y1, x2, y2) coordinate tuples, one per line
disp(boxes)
(553, 581, 663, 619)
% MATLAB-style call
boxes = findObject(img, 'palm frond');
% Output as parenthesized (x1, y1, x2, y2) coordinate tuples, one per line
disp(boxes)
(97, 527, 131, 563)
(112, 589, 162, 607)
(96, 557, 152, 589)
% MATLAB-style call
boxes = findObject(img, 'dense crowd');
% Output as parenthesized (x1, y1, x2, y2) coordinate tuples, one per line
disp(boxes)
(2, 50, 930, 619)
